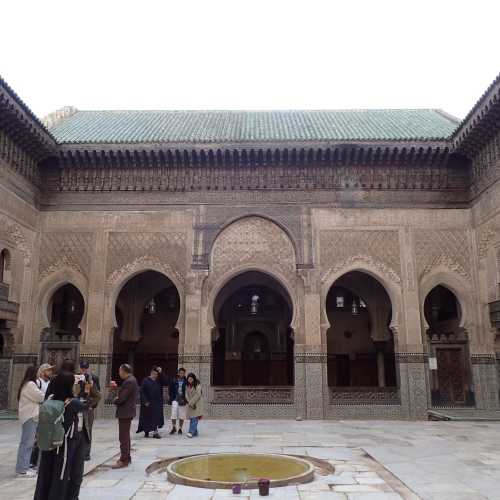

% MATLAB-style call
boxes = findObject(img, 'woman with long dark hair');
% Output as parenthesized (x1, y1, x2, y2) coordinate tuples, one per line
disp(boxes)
(15, 365, 44, 477)
(185, 372, 203, 438)
(34, 370, 88, 500)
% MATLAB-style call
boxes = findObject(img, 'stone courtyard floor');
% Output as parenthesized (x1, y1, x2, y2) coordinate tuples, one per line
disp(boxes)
(1, 419, 500, 500)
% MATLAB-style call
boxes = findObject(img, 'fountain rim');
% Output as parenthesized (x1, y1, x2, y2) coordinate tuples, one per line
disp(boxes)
(166, 452, 315, 489)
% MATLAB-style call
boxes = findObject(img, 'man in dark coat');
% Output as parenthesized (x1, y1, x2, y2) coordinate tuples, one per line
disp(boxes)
(153, 365, 170, 429)
(112, 363, 139, 469)
(136, 367, 163, 438)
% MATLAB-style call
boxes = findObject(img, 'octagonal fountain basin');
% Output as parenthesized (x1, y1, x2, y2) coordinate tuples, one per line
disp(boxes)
(167, 453, 314, 489)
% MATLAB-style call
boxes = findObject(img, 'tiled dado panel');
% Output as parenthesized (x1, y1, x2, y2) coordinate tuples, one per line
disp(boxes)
(326, 403, 406, 419)
(471, 356, 500, 410)
(212, 387, 294, 404)
(210, 403, 296, 419)
(0, 358, 12, 409)
(397, 354, 428, 419)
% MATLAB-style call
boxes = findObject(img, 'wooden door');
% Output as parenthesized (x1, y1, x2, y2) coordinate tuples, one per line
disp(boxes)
(242, 332, 270, 385)
(436, 348, 466, 403)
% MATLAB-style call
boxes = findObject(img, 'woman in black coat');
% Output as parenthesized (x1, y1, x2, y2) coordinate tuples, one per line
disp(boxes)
(34, 371, 88, 500)
(136, 367, 163, 438)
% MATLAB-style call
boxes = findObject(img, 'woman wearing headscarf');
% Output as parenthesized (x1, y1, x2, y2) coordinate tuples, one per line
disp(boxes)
(34, 369, 89, 500)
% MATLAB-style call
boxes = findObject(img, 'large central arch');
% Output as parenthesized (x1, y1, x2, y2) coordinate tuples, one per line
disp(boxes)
(211, 270, 294, 386)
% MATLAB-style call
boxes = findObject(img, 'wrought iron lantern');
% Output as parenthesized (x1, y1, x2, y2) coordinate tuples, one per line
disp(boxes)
(147, 297, 157, 315)
(250, 294, 260, 315)
(351, 299, 358, 316)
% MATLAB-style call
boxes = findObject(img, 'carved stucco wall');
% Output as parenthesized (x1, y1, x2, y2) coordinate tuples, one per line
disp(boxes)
(106, 231, 187, 286)
(38, 232, 95, 280)
(415, 229, 472, 282)
(210, 217, 296, 280)
(319, 229, 401, 285)
(476, 219, 500, 302)
(0, 214, 34, 315)
(0, 213, 32, 267)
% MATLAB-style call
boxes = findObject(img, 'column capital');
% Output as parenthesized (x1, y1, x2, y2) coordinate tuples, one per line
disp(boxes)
(297, 267, 319, 294)
(186, 270, 208, 295)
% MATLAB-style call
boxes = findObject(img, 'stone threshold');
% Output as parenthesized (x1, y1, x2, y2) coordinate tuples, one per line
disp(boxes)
(428, 408, 500, 421)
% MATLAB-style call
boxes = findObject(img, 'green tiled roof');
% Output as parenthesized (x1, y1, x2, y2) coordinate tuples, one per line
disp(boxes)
(48, 109, 459, 144)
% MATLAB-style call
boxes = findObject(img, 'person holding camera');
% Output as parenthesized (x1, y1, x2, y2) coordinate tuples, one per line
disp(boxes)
(78, 361, 101, 460)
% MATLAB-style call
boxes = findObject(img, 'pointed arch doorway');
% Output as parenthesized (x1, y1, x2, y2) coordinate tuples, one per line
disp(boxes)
(325, 270, 399, 405)
(424, 285, 474, 406)
(212, 271, 294, 386)
(112, 270, 180, 383)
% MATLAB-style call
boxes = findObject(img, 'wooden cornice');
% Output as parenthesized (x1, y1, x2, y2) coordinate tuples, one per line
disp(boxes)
(56, 144, 455, 169)
(452, 72, 500, 157)
(0, 76, 57, 160)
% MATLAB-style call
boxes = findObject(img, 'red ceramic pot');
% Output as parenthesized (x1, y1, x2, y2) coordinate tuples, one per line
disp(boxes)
(258, 478, 270, 496)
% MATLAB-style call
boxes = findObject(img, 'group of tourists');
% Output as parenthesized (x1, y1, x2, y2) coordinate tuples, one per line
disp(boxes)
(15, 359, 202, 498)
(112, 364, 203, 469)
(136, 366, 203, 439)
(15, 360, 101, 499)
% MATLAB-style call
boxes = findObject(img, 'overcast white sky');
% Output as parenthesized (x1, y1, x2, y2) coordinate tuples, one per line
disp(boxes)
(1, 0, 498, 120)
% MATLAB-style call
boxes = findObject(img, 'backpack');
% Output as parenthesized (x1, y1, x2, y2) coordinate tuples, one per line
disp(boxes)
(37, 399, 65, 451)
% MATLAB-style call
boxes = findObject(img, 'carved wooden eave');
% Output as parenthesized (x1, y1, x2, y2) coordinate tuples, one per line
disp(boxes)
(0, 76, 57, 161)
(37, 139, 472, 197)
(452, 72, 500, 157)
(55, 141, 454, 169)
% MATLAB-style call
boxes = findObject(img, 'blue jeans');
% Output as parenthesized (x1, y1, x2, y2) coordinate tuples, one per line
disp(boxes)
(188, 417, 199, 436)
(16, 418, 37, 473)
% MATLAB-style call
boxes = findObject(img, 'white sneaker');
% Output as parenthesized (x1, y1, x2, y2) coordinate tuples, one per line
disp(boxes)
(186, 433, 193, 438)
(17, 470, 37, 478)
